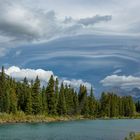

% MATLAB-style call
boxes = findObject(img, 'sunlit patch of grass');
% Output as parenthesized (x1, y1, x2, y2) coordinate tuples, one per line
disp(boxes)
(0, 112, 84, 124)
(124, 132, 140, 140)
(135, 133, 140, 140)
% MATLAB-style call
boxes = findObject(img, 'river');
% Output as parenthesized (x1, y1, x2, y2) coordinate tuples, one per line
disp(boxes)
(0, 119, 140, 140)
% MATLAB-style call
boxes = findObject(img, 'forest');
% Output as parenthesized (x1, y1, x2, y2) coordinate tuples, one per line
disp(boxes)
(0, 66, 138, 118)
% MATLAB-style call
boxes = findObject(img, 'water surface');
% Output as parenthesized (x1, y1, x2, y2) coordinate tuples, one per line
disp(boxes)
(0, 119, 140, 140)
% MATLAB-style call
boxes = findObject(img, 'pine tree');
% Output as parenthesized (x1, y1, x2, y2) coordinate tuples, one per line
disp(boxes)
(0, 66, 6, 112)
(88, 87, 95, 116)
(46, 75, 56, 115)
(55, 78, 59, 114)
(78, 85, 87, 114)
(73, 91, 79, 115)
(41, 86, 48, 114)
(25, 87, 32, 115)
(100, 92, 110, 117)
(57, 83, 67, 115)
(65, 85, 74, 115)
(32, 76, 42, 115)
(10, 88, 17, 114)
(80, 86, 89, 115)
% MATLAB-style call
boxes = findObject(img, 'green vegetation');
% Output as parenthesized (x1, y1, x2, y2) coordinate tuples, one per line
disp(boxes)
(124, 132, 140, 140)
(135, 134, 140, 140)
(0, 66, 138, 123)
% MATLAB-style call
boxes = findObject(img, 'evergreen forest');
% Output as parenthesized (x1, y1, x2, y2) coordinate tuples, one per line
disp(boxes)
(0, 66, 138, 118)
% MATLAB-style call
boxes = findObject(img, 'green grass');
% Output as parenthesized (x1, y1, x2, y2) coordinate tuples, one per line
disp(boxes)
(0, 112, 85, 124)
(134, 133, 140, 140)
(124, 132, 140, 140)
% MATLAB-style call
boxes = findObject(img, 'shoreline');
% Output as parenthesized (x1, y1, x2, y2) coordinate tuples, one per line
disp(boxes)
(0, 112, 140, 124)
(0, 112, 86, 124)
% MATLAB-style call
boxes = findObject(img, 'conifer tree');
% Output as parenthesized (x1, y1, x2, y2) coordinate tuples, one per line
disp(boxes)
(25, 87, 32, 115)
(32, 76, 42, 114)
(78, 85, 88, 114)
(10, 88, 17, 114)
(0, 66, 6, 112)
(46, 75, 56, 115)
(88, 87, 95, 116)
(55, 78, 59, 114)
(57, 83, 67, 115)
(41, 86, 48, 114)
(65, 85, 74, 115)
(73, 91, 79, 115)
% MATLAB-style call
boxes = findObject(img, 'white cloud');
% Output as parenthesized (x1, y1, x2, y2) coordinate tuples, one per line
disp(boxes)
(100, 75, 140, 89)
(2, 66, 92, 90)
(113, 69, 122, 74)
(63, 79, 91, 90)
(4, 66, 55, 83)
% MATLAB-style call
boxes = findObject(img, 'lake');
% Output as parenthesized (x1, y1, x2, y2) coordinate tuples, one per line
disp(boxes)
(0, 119, 140, 140)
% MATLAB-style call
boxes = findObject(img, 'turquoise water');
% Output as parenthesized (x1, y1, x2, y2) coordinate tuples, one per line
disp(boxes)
(0, 119, 140, 140)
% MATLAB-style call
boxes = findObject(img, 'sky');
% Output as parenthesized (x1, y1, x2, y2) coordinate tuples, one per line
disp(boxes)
(0, 0, 140, 96)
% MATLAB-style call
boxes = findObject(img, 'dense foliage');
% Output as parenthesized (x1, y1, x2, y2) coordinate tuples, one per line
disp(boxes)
(0, 67, 136, 117)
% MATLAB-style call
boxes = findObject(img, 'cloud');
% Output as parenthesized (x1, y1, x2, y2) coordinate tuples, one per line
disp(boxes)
(100, 75, 140, 89)
(0, 1, 112, 41)
(2, 66, 92, 90)
(4, 66, 55, 83)
(0, 0, 113, 57)
(63, 79, 91, 90)
(113, 69, 122, 74)
(0, 2, 57, 40)
(77, 15, 112, 26)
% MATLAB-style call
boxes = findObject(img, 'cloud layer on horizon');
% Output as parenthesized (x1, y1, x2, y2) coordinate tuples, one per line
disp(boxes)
(101, 75, 140, 90)
(2, 66, 92, 90)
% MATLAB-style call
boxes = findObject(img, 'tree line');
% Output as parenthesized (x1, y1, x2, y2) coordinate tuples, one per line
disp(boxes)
(0, 66, 136, 117)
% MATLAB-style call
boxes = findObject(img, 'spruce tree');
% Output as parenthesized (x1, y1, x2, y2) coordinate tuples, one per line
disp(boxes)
(41, 86, 48, 114)
(32, 76, 42, 115)
(88, 87, 95, 116)
(65, 85, 74, 115)
(0, 66, 6, 112)
(73, 91, 79, 115)
(54, 78, 59, 114)
(78, 85, 88, 114)
(10, 88, 17, 114)
(25, 87, 32, 115)
(57, 83, 67, 115)
(46, 75, 56, 115)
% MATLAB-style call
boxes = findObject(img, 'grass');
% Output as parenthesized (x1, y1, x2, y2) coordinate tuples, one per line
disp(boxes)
(0, 112, 85, 124)
(124, 132, 140, 140)
(1, 112, 140, 124)
(134, 133, 140, 140)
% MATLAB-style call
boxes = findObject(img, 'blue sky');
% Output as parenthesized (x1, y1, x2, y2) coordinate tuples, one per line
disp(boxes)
(0, 0, 140, 96)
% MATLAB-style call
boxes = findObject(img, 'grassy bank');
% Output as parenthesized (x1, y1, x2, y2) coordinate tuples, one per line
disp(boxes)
(0, 112, 86, 124)
(1, 112, 140, 124)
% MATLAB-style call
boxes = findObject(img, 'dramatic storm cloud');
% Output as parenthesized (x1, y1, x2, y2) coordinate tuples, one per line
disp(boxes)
(0, 0, 140, 95)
